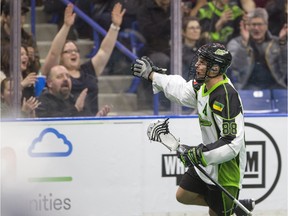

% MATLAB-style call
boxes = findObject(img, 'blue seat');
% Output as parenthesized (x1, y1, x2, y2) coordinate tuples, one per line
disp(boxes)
(238, 89, 275, 113)
(271, 89, 288, 113)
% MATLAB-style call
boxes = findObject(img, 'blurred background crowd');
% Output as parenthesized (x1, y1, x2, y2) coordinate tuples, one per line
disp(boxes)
(0, 0, 287, 118)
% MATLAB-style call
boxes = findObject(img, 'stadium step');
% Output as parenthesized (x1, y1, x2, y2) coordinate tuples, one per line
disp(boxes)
(25, 6, 50, 24)
(23, 23, 58, 42)
(98, 75, 133, 93)
(98, 75, 137, 112)
(99, 93, 137, 112)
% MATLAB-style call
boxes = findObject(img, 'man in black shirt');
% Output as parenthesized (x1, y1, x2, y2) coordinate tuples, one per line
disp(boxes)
(35, 65, 89, 117)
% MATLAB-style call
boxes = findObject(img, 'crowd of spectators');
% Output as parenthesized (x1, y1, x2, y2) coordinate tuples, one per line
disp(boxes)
(1, 0, 287, 118)
(39, 2, 124, 117)
(227, 7, 287, 90)
(1, 0, 42, 117)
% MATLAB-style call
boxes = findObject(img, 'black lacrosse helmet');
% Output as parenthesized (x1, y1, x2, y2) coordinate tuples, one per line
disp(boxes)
(189, 43, 232, 87)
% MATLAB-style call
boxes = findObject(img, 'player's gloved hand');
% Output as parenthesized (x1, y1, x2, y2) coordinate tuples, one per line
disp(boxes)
(177, 144, 193, 167)
(187, 146, 203, 166)
(147, 57, 167, 74)
(177, 144, 205, 167)
(131, 56, 167, 81)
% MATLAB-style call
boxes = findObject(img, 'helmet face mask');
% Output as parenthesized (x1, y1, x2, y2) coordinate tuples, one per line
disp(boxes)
(188, 43, 232, 88)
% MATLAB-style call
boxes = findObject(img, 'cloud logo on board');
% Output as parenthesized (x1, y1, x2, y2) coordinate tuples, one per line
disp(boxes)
(28, 128, 73, 157)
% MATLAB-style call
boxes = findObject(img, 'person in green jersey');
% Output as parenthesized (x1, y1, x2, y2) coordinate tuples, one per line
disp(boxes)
(131, 43, 255, 216)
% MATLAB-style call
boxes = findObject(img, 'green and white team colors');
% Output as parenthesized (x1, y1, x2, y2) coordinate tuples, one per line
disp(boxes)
(152, 73, 246, 189)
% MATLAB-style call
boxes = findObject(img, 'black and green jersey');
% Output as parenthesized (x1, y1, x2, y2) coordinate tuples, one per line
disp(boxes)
(152, 73, 246, 189)
(197, 2, 243, 44)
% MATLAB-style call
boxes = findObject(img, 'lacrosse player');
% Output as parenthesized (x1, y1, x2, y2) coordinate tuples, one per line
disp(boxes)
(131, 43, 255, 216)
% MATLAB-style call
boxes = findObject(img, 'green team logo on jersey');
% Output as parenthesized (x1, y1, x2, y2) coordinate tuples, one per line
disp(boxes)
(213, 101, 224, 112)
(214, 49, 229, 56)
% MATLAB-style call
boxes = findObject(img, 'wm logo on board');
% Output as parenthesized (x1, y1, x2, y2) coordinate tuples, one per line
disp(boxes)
(161, 143, 265, 187)
(161, 154, 186, 185)
(244, 141, 265, 188)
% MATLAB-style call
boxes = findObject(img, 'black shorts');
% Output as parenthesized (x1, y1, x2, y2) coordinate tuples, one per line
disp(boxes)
(179, 166, 239, 216)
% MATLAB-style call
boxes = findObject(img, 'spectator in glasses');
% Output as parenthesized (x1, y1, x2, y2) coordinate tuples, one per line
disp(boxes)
(227, 7, 287, 90)
(182, 16, 208, 81)
(41, 2, 125, 116)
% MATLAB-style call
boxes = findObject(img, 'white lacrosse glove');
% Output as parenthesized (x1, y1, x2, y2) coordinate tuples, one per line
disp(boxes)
(131, 56, 167, 81)
(147, 118, 180, 151)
